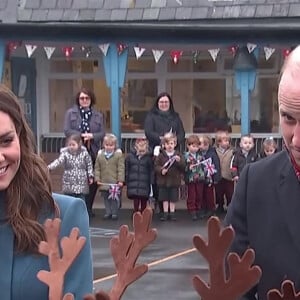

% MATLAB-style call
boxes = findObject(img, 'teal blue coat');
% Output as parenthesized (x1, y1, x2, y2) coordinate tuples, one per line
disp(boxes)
(0, 193, 93, 299)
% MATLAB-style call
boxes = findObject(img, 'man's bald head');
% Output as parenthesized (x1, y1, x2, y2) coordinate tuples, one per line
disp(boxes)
(279, 46, 300, 107)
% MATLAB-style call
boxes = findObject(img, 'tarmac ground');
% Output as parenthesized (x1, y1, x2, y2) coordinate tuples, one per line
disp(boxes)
(89, 205, 226, 300)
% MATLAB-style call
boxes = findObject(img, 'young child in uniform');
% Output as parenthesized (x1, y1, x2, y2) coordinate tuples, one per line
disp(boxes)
(48, 133, 94, 215)
(259, 137, 278, 159)
(184, 135, 206, 221)
(94, 133, 125, 220)
(125, 137, 154, 214)
(231, 134, 259, 182)
(198, 134, 221, 218)
(155, 132, 185, 221)
(214, 131, 235, 214)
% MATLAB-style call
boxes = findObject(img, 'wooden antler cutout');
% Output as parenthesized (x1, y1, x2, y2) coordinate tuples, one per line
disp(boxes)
(268, 280, 300, 300)
(37, 218, 86, 300)
(85, 207, 157, 300)
(192, 217, 262, 300)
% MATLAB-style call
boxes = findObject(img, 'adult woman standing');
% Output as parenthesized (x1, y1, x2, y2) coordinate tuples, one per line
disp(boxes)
(144, 92, 185, 151)
(144, 92, 185, 215)
(0, 84, 93, 299)
(64, 87, 105, 217)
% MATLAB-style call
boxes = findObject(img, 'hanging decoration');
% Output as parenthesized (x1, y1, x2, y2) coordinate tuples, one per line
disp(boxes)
(170, 50, 183, 64)
(133, 46, 146, 60)
(263, 46, 275, 61)
(99, 43, 110, 56)
(25, 44, 37, 58)
(6, 42, 298, 63)
(62, 46, 74, 60)
(282, 48, 291, 58)
(44, 46, 56, 59)
(229, 45, 238, 56)
(152, 49, 164, 63)
(208, 48, 220, 62)
(192, 51, 200, 64)
(81, 46, 92, 58)
(246, 43, 257, 53)
(117, 43, 127, 55)
(6, 41, 21, 58)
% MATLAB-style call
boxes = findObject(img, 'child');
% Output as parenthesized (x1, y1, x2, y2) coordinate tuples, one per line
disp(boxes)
(198, 134, 221, 218)
(155, 132, 185, 221)
(125, 137, 154, 214)
(259, 137, 278, 159)
(48, 133, 94, 215)
(214, 131, 235, 214)
(231, 134, 259, 182)
(184, 135, 206, 221)
(94, 134, 125, 220)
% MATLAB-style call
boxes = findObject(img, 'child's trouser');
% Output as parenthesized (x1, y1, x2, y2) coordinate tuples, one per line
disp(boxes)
(102, 191, 118, 216)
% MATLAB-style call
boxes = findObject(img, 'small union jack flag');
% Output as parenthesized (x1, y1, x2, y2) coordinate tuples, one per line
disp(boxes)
(201, 157, 217, 177)
(108, 184, 121, 202)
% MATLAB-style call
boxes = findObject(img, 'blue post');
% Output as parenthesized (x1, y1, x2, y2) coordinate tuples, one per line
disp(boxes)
(235, 71, 256, 135)
(102, 44, 128, 145)
(0, 40, 6, 82)
(233, 46, 257, 135)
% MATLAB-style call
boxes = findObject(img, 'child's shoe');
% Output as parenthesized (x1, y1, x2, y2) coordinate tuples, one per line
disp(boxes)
(191, 212, 198, 221)
(169, 212, 177, 221)
(112, 214, 118, 220)
(160, 213, 167, 221)
(103, 214, 111, 220)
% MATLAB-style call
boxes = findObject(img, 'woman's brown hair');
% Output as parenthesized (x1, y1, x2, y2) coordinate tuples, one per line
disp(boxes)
(75, 87, 96, 106)
(0, 84, 56, 252)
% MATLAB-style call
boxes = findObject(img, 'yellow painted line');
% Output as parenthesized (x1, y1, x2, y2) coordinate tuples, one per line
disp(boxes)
(93, 247, 196, 284)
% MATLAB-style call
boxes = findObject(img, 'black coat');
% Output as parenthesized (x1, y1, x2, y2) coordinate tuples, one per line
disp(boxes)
(125, 150, 154, 199)
(144, 108, 185, 151)
(231, 147, 259, 177)
(225, 150, 300, 300)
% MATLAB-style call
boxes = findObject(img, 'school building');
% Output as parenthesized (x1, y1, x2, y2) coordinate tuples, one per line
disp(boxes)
(0, 0, 299, 190)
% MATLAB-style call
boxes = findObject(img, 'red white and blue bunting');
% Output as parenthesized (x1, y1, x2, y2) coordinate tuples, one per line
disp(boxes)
(5, 41, 292, 63)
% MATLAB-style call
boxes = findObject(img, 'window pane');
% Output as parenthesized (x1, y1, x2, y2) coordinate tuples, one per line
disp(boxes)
(192, 79, 228, 133)
(50, 60, 99, 73)
(193, 58, 217, 72)
(250, 77, 278, 133)
(121, 79, 157, 132)
(49, 78, 110, 132)
(128, 58, 155, 72)
(167, 59, 192, 72)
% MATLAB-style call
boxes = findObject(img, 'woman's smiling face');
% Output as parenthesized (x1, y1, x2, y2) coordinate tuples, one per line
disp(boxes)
(0, 111, 20, 190)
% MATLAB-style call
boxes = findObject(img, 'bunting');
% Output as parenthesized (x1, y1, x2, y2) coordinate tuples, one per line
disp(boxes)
(134, 46, 146, 60)
(98, 43, 110, 56)
(43, 46, 56, 59)
(25, 44, 37, 58)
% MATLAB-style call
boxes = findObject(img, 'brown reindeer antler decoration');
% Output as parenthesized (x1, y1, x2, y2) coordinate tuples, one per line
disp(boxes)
(37, 218, 86, 300)
(192, 216, 262, 300)
(85, 207, 157, 300)
(268, 281, 300, 300)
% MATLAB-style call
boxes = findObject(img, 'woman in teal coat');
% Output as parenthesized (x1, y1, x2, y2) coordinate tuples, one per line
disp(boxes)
(0, 85, 93, 299)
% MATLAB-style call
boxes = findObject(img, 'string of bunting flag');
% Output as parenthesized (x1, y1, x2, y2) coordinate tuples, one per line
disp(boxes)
(6, 41, 293, 62)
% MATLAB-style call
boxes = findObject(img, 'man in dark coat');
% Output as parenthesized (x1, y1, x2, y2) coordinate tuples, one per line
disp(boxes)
(225, 46, 300, 299)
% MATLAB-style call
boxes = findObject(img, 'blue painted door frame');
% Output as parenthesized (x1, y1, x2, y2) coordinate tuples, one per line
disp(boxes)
(103, 44, 128, 145)
(234, 70, 256, 135)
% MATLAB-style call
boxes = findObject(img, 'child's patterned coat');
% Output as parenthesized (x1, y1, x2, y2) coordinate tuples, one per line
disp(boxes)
(48, 146, 93, 194)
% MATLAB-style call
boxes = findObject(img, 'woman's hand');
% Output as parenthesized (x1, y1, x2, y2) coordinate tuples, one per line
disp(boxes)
(81, 132, 93, 141)
(161, 168, 168, 175)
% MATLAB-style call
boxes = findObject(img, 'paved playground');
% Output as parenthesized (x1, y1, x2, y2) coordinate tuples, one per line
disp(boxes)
(89, 208, 222, 299)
